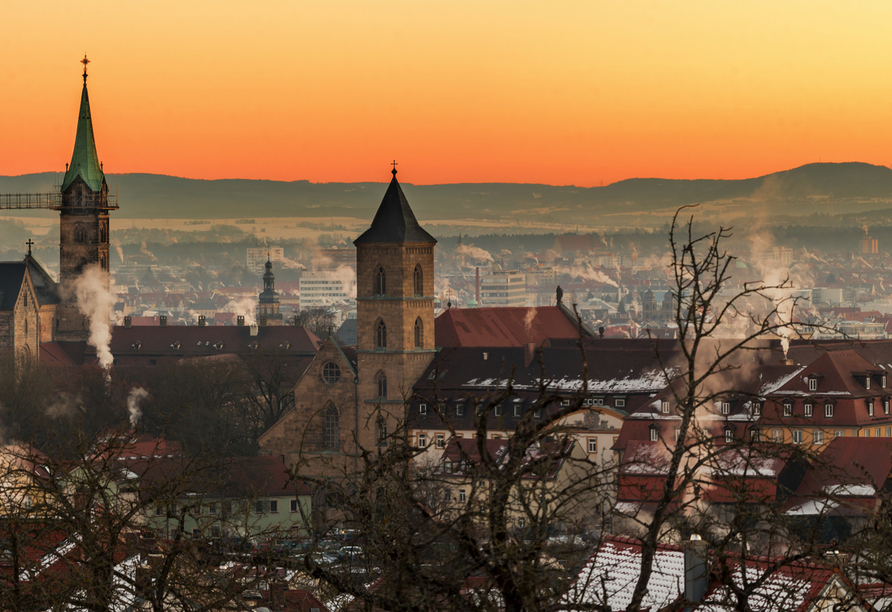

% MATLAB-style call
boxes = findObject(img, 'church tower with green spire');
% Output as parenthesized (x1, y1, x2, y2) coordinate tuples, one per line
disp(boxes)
(57, 56, 113, 341)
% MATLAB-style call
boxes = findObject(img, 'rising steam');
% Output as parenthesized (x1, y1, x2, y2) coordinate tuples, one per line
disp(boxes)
(127, 388, 149, 428)
(456, 244, 494, 263)
(224, 297, 257, 326)
(73, 265, 116, 369)
(559, 263, 619, 288)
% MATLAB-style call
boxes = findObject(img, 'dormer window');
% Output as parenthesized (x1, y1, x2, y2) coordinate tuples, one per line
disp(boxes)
(825, 404, 834, 418)
(721, 402, 731, 416)
(754, 402, 762, 417)
(808, 378, 818, 391)
(419, 403, 428, 416)
(884, 375, 888, 388)
(804, 403, 813, 418)
(868, 400, 875, 417)
(866, 377, 871, 390)
(885, 399, 890, 415)
(783, 403, 792, 417)
(661, 401, 670, 414)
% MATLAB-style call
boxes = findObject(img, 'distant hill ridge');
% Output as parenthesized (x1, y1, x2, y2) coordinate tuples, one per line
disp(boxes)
(1, 162, 890, 220)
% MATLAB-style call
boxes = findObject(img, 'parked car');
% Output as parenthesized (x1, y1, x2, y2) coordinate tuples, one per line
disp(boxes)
(338, 546, 365, 563)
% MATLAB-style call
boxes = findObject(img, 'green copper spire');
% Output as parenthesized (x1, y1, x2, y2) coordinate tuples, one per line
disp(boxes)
(62, 57, 105, 192)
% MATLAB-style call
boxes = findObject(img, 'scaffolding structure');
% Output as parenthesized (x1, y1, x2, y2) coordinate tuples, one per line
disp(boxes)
(0, 186, 118, 211)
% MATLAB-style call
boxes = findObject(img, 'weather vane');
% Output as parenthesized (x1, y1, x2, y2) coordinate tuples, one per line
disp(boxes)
(81, 54, 90, 84)
(391, 160, 398, 176)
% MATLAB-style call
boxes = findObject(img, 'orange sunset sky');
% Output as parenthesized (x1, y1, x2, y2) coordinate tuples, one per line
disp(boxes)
(3, 1, 892, 187)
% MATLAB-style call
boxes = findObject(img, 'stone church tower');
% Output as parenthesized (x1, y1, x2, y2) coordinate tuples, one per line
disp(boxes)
(56, 58, 112, 341)
(258, 256, 283, 326)
(353, 167, 437, 448)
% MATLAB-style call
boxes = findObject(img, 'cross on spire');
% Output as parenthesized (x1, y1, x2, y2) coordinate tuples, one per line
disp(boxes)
(26, 239, 34, 256)
(81, 55, 90, 84)
(391, 160, 398, 176)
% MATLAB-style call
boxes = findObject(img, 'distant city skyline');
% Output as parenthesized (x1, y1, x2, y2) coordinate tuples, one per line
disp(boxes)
(4, 1, 892, 187)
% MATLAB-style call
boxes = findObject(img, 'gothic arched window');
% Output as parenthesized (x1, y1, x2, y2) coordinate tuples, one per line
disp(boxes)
(376, 319, 387, 349)
(74, 225, 86, 243)
(324, 403, 339, 451)
(414, 264, 423, 296)
(375, 266, 386, 295)
(376, 371, 387, 399)
(414, 318, 423, 349)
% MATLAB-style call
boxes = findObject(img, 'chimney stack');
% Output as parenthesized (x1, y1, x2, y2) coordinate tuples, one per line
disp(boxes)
(684, 535, 709, 604)
(159, 315, 167, 327)
(476, 267, 481, 305)
(198, 315, 206, 327)
(124, 316, 132, 328)
(259, 316, 268, 327)
(523, 343, 536, 368)
(237, 315, 245, 327)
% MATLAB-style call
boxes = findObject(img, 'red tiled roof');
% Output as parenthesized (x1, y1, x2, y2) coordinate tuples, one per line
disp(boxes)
(793, 437, 892, 501)
(435, 305, 582, 348)
(39, 341, 88, 366)
(771, 350, 881, 397)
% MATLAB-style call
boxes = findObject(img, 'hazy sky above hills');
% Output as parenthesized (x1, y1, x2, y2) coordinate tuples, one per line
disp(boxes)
(4, 1, 892, 187)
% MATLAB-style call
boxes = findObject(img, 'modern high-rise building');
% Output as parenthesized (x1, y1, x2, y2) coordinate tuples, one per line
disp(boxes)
(480, 270, 527, 307)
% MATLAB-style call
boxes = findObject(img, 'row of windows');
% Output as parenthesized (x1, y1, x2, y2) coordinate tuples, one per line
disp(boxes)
(374, 264, 425, 296)
(374, 317, 425, 349)
(154, 498, 302, 516)
(418, 402, 545, 419)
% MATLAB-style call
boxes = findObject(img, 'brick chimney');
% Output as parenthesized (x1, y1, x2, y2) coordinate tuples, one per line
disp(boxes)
(124, 315, 131, 328)
(237, 315, 245, 326)
(159, 315, 167, 327)
(198, 315, 206, 327)
(476, 267, 481, 304)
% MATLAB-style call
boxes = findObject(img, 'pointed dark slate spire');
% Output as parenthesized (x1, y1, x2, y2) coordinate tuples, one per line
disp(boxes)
(354, 167, 437, 245)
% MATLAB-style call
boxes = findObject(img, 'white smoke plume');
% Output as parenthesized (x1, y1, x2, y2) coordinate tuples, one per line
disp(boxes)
(524, 307, 538, 335)
(45, 393, 79, 419)
(279, 256, 306, 270)
(127, 387, 149, 428)
(456, 244, 494, 263)
(74, 265, 116, 369)
(223, 298, 257, 326)
(331, 265, 357, 299)
(559, 263, 619, 287)
(139, 240, 157, 262)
